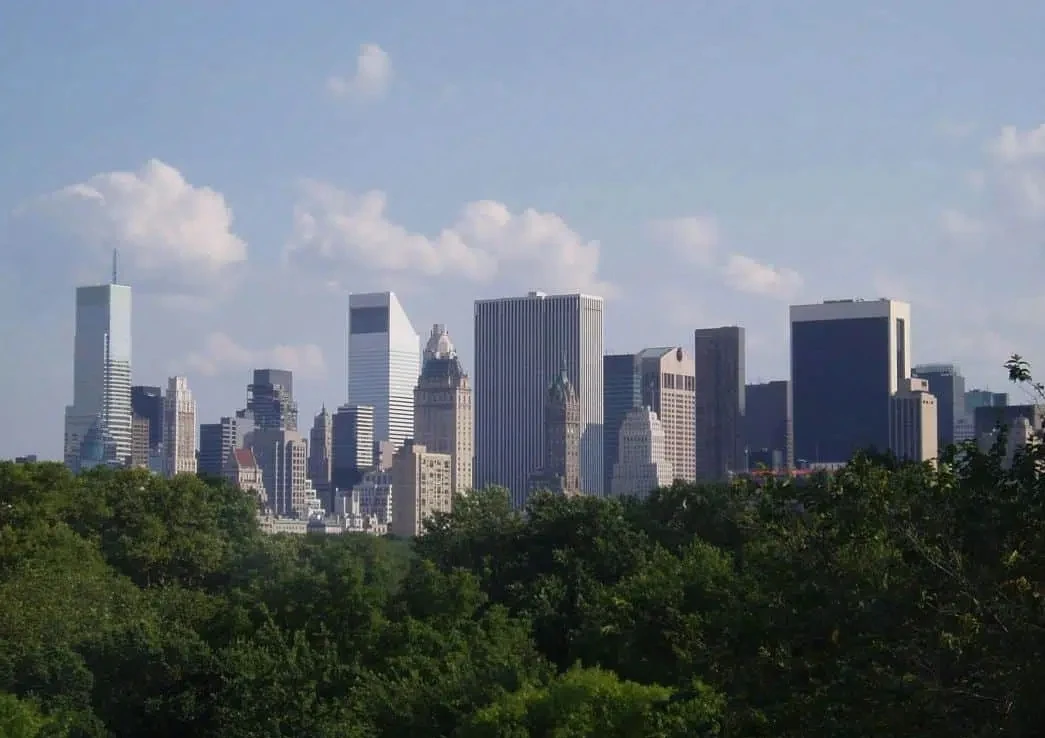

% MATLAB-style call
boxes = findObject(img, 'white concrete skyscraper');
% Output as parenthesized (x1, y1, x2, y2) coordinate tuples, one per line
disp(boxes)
(63, 276, 132, 472)
(474, 291, 604, 506)
(348, 292, 420, 451)
(163, 376, 197, 476)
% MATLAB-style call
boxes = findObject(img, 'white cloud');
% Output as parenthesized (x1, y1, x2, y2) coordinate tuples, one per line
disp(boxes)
(722, 254, 803, 299)
(988, 124, 1045, 163)
(183, 332, 327, 380)
(939, 208, 986, 242)
(648, 216, 718, 266)
(327, 43, 392, 101)
(286, 180, 613, 296)
(17, 159, 246, 294)
(653, 215, 801, 300)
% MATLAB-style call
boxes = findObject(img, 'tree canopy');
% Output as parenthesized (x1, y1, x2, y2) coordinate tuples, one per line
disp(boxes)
(3, 409, 1045, 735)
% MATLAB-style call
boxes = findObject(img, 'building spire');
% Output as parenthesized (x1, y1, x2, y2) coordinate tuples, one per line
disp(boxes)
(111, 249, 118, 284)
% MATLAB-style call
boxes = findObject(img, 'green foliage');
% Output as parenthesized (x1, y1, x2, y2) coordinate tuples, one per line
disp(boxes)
(7, 393, 1045, 738)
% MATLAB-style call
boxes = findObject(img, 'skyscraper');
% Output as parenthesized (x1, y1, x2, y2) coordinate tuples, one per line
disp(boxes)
(64, 279, 132, 472)
(308, 406, 334, 507)
(529, 358, 582, 497)
(163, 376, 197, 476)
(889, 377, 938, 462)
(602, 354, 642, 493)
(610, 406, 674, 498)
(247, 369, 297, 431)
(745, 380, 793, 471)
(474, 291, 604, 505)
(603, 348, 695, 489)
(693, 326, 746, 481)
(331, 404, 375, 491)
(131, 385, 163, 449)
(790, 299, 911, 465)
(413, 324, 473, 495)
(348, 291, 420, 451)
(198, 415, 249, 477)
(913, 363, 965, 449)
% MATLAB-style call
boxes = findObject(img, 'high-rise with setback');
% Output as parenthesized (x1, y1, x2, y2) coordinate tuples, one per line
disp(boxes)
(163, 376, 197, 476)
(64, 275, 132, 472)
(348, 292, 420, 451)
(474, 291, 604, 505)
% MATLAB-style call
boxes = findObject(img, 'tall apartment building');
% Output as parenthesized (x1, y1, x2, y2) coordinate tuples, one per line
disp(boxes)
(610, 407, 674, 498)
(354, 469, 393, 524)
(913, 363, 965, 449)
(308, 406, 334, 507)
(693, 326, 746, 480)
(390, 440, 453, 538)
(529, 360, 581, 497)
(889, 378, 938, 462)
(474, 291, 604, 505)
(332, 404, 375, 491)
(413, 324, 473, 495)
(64, 280, 132, 472)
(348, 291, 421, 451)
(223, 448, 266, 503)
(163, 377, 197, 477)
(791, 299, 910, 465)
(247, 369, 297, 431)
(745, 380, 793, 471)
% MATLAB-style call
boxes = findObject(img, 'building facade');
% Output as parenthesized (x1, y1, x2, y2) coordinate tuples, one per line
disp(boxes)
(790, 299, 911, 465)
(610, 406, 674, 499)
(223, 447, 266, 503)
(693, 326, 746, 481)
(889, 377, 939, 462)
(248, 428, 319, 516)
(745, 380, 793, 471)
(348, 291, 421, 451)
(390, 441, 453, 538)
(413, 324, 473, 495)
(64, 282, 133, 472)
(474, 291, 604, 505)
(163, 376, 197, 477)
(913, 363, 965, 449)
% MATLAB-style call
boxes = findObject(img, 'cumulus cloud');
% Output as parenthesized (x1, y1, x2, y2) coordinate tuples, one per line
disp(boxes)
(327, 43, 392, 101)
(989, 124, 1045, 163)
(183, 332, 327, 380)
(722, 254, 803, 299)
(652, 215, 801, 300)
(648, 216, 718, 266)
(15, 159, 247, 294)
(286, 179, 613, 296)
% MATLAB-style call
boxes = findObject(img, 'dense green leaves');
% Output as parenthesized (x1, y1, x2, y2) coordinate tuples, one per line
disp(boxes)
(4, 430, 1045, 736)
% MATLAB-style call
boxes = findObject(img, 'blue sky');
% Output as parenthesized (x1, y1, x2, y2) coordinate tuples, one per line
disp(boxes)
(3, 1, 1044, 459)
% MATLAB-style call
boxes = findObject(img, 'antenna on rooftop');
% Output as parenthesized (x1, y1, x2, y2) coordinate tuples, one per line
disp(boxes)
(111, 249, 118, 284)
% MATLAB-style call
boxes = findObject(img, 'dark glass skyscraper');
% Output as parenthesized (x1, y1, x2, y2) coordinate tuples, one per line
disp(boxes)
(693, 326, 746, 480)
(247, 369, 297, 432)
(912, 363, 965, 449)
(602, 354, 642, 494)
(790, 299, 911, 465)
(745, 380, 793, 470)
(131, 385, 163, 449)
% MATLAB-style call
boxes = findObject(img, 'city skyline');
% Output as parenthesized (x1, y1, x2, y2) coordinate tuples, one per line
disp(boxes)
(3, 3, 1043, 458)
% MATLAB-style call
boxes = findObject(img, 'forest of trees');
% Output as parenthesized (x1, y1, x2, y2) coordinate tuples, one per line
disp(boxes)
(1, 358, 1044, 736)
